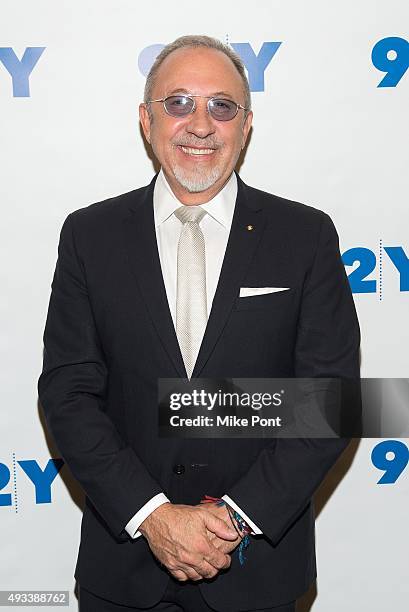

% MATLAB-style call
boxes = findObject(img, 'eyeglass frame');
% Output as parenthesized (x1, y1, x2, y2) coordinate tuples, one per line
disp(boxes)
(144, 93, 249, 121)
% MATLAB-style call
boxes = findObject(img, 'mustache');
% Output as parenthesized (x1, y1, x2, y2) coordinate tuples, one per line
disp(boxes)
(172, 138, 223, 149)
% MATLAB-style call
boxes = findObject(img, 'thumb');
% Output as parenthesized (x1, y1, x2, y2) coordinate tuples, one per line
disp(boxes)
(204, 513, 238, 540)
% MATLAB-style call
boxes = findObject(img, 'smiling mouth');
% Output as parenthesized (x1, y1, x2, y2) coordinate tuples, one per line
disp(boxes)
(178, 145, 216, 156)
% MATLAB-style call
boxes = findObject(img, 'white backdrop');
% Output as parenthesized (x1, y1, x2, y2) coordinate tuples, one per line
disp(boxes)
(1, 1, 408, 610)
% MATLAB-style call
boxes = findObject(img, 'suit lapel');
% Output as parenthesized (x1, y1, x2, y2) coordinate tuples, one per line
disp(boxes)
(121, 175, 187, 378)
(121, 172, 267, 379)
(192, 173, 267, 377)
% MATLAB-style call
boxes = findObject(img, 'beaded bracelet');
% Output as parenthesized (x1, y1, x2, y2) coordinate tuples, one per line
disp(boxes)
(199, 495, 251, 566)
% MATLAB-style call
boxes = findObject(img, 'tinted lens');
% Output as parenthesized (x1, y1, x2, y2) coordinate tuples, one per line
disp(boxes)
(208, 98, 238, 121)
(164, 95, 194, 117)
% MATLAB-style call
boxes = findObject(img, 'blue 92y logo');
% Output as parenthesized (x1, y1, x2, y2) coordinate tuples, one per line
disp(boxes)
(342, 245, 408, 295)
(372, 36, 409, 87)
(371, 441, 409, 484)
(0, 458, 64, 509)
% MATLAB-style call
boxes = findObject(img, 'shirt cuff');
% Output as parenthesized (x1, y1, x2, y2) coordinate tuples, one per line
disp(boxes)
(222, 494, 263, 535)
(124, 492, 171, 539)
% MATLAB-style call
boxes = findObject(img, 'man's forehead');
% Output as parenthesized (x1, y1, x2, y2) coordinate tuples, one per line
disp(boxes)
(162, 45, 228, 63)
(153, 48, 243, 96)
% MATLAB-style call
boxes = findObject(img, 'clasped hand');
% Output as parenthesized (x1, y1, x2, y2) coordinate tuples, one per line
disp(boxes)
(139, 502, 244, 582)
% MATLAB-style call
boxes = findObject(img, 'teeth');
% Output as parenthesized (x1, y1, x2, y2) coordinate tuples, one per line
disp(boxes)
(180, 146, 215, 155)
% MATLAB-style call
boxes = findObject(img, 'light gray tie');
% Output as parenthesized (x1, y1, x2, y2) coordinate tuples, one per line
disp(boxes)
(174, 205, 208, 379)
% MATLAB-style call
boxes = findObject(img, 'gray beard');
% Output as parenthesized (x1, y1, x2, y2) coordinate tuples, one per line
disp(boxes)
(172, 163, 223, 193)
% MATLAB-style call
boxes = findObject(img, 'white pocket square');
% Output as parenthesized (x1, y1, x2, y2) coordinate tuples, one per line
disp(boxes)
(239, 287, 290, 298)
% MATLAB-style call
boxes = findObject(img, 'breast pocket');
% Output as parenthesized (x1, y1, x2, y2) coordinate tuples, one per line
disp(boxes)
(233, 288, 293, 311)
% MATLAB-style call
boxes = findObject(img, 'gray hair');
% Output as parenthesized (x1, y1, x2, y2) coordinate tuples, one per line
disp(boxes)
(143, 35, 251, 118)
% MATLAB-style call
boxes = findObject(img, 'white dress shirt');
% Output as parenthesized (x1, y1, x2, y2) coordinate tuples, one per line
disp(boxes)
(124, 168, 262, 539)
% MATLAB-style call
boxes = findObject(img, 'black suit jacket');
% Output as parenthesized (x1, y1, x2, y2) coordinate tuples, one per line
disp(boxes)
(38, 172, 360, 611)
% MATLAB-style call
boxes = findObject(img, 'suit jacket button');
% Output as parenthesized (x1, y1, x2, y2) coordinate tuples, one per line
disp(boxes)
(173, 464, 185, 475)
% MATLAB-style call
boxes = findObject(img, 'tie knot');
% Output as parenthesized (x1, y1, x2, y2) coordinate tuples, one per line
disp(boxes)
(174, 205, 207, 225)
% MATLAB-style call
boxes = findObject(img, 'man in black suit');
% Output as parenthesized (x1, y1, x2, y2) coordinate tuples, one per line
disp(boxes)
(38, 35, 360, 611)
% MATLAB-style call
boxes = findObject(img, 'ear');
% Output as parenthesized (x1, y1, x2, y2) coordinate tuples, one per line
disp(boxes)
(241, 110, 253, 149)
(139, 102, 152, 144)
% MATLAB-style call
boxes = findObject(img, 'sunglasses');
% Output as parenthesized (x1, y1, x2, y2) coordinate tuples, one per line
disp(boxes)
(145, 94, 248, 121)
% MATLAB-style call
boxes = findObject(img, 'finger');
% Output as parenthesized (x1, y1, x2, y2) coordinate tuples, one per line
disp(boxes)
(170, 553, 211, 581)
(204, 545, 232, 571)
(204, 513, 237, 540)
(178, 565, 204, 581)
(193, 558, 224, 580)
(171, 569, 190, 581)
(205, 526, 241, 557)
(211, 539, 233, 554)
(205, 527, 239, 546)
(205, 528, 217, 543)
(206, 534, 232, 553)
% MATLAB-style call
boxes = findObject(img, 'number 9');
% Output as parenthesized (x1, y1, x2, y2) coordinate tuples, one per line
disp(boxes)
(371, 36, 409, 87)
(371, 440, 409, 483)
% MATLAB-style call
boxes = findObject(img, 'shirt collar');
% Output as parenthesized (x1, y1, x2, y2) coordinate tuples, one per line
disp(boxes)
(153, 167, 237, 230)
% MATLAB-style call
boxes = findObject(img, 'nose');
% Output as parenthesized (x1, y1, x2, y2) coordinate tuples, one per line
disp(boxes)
(185, 98, 216, 139)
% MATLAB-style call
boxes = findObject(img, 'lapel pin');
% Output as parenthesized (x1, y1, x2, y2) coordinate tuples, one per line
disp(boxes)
(246, 225, 254, 231)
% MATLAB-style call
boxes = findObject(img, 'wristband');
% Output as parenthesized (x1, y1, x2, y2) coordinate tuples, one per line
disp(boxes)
(199, 495, 251, 565)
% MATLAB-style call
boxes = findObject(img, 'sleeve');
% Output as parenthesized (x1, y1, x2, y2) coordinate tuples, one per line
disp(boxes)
(221, 495, 263, 535)
(223, 212, 361, 546)
(125, 493, 171, 539)
(38, 213, 165, 541)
